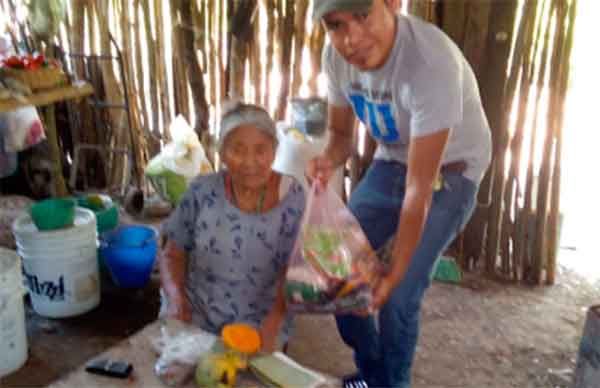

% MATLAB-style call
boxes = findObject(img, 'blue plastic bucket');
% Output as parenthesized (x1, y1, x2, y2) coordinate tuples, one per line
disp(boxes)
(99, 225, 157, 288)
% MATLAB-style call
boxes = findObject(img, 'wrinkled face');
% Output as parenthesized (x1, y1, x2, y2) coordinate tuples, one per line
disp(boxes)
(322, 0, 397, 71)
(222, 125, 276, 189)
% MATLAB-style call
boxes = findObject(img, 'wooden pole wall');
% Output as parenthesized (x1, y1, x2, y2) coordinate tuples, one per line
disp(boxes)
(0, 0, 579, 285)
(428, 0, 579, 284)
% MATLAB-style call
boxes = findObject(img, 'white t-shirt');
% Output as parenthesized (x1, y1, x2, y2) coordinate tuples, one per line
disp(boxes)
(323, 14, 492, 183)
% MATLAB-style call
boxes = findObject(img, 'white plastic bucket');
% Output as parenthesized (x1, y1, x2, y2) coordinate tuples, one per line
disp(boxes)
(0, 247, 28, 377)
(12, 207, 96, 242)
(16, 240, 98, 259)
(13, 207, 100, 318)
(272, 123, 344, 195)
(21, 250, 100, 318)
(14, 229, 97, 247)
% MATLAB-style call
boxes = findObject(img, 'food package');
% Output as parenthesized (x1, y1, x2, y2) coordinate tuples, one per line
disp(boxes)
(285, 183, 381, 314)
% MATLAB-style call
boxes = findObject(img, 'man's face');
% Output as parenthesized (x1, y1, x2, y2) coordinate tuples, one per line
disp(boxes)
(322, 0, 396, 71)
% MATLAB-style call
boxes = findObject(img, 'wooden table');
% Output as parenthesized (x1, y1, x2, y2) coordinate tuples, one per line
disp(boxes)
(0, 82, 94, 196)
(47, 319, 338, 388)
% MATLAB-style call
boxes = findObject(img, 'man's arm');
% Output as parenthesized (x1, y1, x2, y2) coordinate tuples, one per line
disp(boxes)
(372, 128, 450, 308)
(325, 104, 356, 167)
(307, 104, 356, 183)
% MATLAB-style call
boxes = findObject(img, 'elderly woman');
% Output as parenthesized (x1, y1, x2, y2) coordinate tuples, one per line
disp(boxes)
(159, 102, 305, 351)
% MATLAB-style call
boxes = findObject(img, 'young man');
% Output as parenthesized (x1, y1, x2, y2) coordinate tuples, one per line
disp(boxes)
(307, 1, 492, 387)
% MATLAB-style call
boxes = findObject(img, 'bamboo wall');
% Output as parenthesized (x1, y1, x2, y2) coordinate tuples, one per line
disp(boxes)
(0, 0, 578, 285)
(439, 0, 577, 285)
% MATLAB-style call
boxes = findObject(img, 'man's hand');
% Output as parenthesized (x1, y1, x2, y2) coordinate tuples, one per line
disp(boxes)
(371, 275, 397, 310)
(305, 104, 356, 187)
(306, 155, 335, 187)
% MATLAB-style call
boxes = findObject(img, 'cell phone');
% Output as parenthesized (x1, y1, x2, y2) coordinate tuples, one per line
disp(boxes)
(85, 358, 133, 379)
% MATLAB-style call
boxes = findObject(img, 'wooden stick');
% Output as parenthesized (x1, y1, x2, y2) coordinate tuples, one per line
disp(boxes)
(503, 0, 541, 280)
(307, 23, 325, 95)
(141, 0, 160, 142)
(274, 0, 295, 120)
(264, 0, 275, 108)
(532, 0, 565, 284)
(180, 0, 210, 136)
(291, 1, 309, 98)
(249, 8, 262, 104)
(93, 0, 128, 188)
(154, 0, 171, 139)
(133, 0, 149, 134)
(171, 0, 190, 120)
(219, 0, 228, 101)
(514, 0, 552, 282)
(546, 0, 577, 285)
(484, 0, 529, 275)
(207, 0, 216, 106)
(228, 0, 257, 98)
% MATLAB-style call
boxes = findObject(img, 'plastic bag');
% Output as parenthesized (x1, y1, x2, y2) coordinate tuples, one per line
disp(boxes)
(152, 321, 218, 387)
(0, 107, 45, 152)
(272, 121, 344, 194)
(284, 183, 381, 314)
(145, 115, 212, 205)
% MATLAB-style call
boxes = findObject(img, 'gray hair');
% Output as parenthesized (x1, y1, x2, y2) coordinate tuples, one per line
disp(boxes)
(218, 101, 278, 152)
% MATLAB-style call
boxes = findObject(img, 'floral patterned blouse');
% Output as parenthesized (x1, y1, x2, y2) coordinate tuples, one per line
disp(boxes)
(163, 171, 305, 336)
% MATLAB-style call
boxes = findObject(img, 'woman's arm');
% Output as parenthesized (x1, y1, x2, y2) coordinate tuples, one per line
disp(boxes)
(259, 269, 288, 352)
(159, 239, 192, 322)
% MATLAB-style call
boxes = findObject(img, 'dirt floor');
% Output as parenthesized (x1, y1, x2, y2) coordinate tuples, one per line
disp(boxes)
(289, 259, 599, 388)
(1, 248, 598, 388)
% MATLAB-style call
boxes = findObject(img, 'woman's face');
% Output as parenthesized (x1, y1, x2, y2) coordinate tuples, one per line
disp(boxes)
(222, 124, 276, 189)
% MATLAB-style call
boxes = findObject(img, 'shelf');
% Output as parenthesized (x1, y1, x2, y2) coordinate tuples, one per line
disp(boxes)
(0, 82, 94, 113)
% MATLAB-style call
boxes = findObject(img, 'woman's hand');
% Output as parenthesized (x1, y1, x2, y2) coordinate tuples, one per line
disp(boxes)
(259, 312, 282, 353)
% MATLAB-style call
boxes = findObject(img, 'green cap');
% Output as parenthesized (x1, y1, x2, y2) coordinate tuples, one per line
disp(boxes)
(312, 0, 374, 22)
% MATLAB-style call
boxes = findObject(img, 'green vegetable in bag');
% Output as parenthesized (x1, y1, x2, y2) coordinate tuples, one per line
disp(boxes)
(302, 226, 351, 278)
(145, 156, 189, 205)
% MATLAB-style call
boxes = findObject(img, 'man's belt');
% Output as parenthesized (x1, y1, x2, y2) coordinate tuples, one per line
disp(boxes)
(440, 160, 468, 175)
(434, 160, 467, 191)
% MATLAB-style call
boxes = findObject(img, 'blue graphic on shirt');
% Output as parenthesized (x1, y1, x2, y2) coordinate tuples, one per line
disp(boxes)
(349, 94, 399, 143)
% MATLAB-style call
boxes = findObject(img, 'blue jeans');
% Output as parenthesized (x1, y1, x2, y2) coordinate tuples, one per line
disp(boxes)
(336, 160, 478, 388)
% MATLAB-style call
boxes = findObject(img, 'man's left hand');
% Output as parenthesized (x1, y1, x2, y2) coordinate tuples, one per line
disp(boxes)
(371, 275, 397, 310)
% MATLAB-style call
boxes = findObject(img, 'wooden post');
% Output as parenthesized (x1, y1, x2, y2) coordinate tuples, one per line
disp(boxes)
(531, 1, 566, 284)
(180, 0, 209, 136)
(482, 0, 520, 274)
(228, 0, 257, 98)
(141, 0, 160, 142)
(274, 0, 295, 120)
(42, 106, 69, 197)
(291, 1, 309, 98)
(546, 0, 577, 285)
(573, 306, 600, 388)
